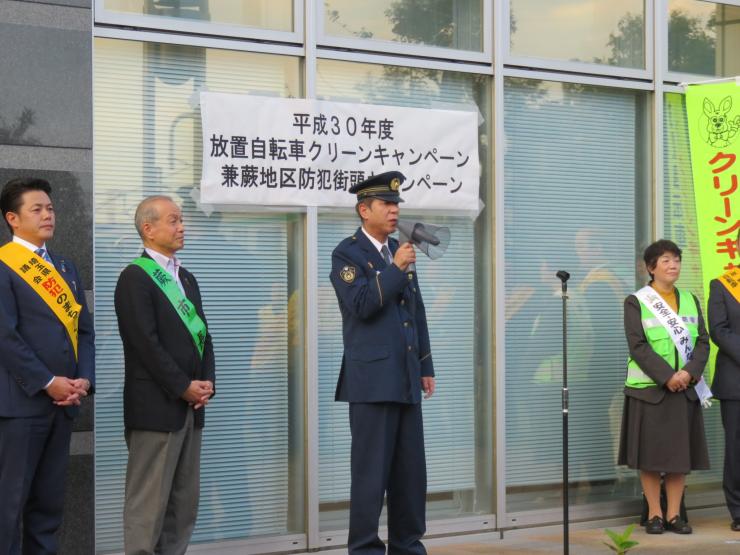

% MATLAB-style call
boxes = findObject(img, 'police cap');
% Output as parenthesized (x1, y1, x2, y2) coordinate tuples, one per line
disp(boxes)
(349, 171, 405, 203)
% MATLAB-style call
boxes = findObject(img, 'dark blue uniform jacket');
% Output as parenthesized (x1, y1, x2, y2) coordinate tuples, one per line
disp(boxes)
(330, 228, 434, 404)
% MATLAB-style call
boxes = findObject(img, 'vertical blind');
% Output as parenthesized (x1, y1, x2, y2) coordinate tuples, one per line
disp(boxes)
(94, 39, 301, 551)
(663, 92, 723, 487)
(504, 80, 645, 487)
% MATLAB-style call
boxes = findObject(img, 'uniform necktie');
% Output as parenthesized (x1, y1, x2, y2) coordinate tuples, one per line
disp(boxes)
(381, 245, 392, 266)
(35, 248, 53, 265)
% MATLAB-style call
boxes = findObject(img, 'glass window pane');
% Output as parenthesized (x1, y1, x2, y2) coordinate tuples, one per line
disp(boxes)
(0, 20, 91, 148)
(509, 0, 646, 69)
(103, 0, 294, 33)
(93, 38, 304, 551)
(504, 78, 651, 513)
(316, 59, 493, 530)
(668, 0, 740, 77)
(323, 0, 483, 52)
(663, 92, 724, 499)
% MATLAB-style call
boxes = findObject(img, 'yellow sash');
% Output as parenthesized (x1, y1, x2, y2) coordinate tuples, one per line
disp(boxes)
(719, 269, 740, 305)
(0, 242, 80, 359)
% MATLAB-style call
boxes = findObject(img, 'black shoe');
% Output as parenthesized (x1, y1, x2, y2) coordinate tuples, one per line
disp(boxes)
(731, 519, 740, 532)
(666, 515, 692, 534)
(645, 516, 664, 534)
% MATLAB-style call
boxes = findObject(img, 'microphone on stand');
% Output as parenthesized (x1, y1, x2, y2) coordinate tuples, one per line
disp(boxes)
(556, 269, 571, 555)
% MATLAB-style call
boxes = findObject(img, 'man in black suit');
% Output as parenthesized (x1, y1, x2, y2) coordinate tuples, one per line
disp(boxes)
(114, 195, 215, 554)
(708, 251, 740, 532)
(0, 177, 94, 554)
(330, 171, 435, 555)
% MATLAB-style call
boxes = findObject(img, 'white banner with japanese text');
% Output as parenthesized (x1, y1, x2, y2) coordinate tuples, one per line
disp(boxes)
(199, 92, 480, 211)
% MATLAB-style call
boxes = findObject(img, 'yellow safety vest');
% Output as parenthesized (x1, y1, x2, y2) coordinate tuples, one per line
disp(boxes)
(625, 288, 698, 389)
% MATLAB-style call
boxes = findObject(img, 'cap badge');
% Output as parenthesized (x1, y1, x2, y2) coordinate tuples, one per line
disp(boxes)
(390, 178, 400, 191)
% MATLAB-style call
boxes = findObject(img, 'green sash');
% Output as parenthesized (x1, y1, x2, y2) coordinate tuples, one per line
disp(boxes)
(132, 257, 206, 358)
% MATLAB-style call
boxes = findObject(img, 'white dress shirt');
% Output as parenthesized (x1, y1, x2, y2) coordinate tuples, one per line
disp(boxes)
(361, 227, 391, 258)
(13, 235, 52, 267)
(145, 247, 185, 294)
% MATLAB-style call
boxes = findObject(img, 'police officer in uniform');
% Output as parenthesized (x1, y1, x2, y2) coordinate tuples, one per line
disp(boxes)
(330, 171, 435, 555)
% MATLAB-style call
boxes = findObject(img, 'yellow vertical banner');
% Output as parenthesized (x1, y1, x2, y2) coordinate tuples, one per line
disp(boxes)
(685, 80, 740, 382)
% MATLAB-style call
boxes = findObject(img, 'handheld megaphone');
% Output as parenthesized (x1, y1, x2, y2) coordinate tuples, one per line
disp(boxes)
(396, 219, 451, 272)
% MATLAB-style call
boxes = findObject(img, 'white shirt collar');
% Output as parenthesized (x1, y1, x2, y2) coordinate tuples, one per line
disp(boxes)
(12, 235, 47, 253)
(361, 226, 390, 254)
(144, 247, 180, 273)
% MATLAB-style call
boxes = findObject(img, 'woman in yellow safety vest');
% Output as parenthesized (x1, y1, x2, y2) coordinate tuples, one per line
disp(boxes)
(618, 239, 710, 535)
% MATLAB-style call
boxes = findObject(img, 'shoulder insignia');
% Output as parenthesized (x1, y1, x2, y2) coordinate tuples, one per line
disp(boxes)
(340, 265, 356, 284)
(367, 261, 374, 269)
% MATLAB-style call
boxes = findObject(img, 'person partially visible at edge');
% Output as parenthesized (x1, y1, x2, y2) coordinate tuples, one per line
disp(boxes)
(114, 195, 215, 555)
(329, 170, 435, 554)
(707, 230, 740, 532)
(618, 239, 710, 535)
(0, 177, 95, 554)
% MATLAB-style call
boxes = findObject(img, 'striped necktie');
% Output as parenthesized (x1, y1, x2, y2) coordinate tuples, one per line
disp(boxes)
(381, 245, 392, 266)
(35, 248, 53, 265)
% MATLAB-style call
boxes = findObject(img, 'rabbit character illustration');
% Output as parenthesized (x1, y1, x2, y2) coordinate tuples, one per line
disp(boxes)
(703, 96, 740, 147)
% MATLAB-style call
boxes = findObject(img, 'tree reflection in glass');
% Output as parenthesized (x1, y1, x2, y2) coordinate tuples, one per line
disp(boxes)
(324, 0, 483, 52)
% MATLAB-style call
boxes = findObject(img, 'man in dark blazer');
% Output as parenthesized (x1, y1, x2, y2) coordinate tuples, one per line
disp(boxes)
(708, 266, 740, 532)
(0, 177, 94, 554)
(330, 171, 435, 555)
(114, 195, 215, 554)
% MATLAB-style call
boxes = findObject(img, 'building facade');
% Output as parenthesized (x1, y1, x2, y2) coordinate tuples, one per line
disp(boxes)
(2, 0, 740, 552)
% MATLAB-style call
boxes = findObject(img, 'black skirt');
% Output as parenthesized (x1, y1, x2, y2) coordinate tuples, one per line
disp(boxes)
(618, 391, 710, 474)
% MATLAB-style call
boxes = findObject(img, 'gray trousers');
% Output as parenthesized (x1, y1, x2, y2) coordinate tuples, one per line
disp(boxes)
(123, 409, 202, 555)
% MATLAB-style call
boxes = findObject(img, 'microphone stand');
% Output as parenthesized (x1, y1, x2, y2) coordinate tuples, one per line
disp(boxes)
(556, 270, 570, 555)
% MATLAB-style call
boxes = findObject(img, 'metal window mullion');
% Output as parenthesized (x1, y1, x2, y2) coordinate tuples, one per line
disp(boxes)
(702, 0, 740, 6)
(502, 67, 655, 90)
(493, 0, 507, 530)
(92, 26, 305, 57)
(304, 0, 316, 99)
(645, 0, 656, 77)
(316, 35, 491, 64)
(304, 0, 320, 550)
(505, 55, 653, 80)
(483, 0, 494, 64)
(654, 0, 665, 239)
(305, 206, 320, 551)
(662, 83, 685, 93)
(316, 48, 493, 75)
(293, 0, 305, 43)
(664, 70, 740, 86)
